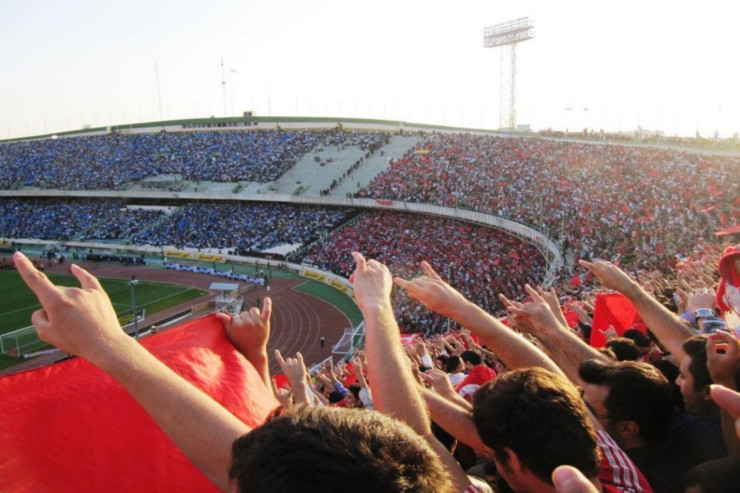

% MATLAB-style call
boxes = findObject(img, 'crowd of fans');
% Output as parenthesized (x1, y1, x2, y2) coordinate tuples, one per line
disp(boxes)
(132, 202, 353, 253)
(0, 199, 164, 241)
(0, 199, 354, 253)
(362, 134, 739, 272)
(302, 210, 546, 333)
(0, 130, 389, 190)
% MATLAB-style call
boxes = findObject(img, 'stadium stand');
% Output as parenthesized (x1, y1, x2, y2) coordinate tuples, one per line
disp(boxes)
(362, 133, 740, 271)
(2, 123, 740, 493)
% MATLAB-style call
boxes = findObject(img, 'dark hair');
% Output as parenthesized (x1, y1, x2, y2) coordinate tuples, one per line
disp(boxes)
(230, 405, 456, 493)
(347, 384, 361, 400)
(578, 359, 673, 443)
(328, 390, 345, 404)
(621, 329, 651, 348)
(446, 355, 462, 374)
(683, 335, 712, 391)
(650, 359, 684, 410)
(683, 458, 740, 493)
(472, 367, 599, 483)
(460, 350, 482, 366)
(605, 338, 640, 361)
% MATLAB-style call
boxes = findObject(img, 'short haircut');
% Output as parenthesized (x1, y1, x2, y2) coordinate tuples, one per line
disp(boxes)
(445, 355, 462, 374)
(579, 359, 673, 443)
(230, 405, 456, 493)
(460, 350, 482, 366)
(683, 335, 712, 391)
(472, 367, 599, 483)
(683, 458, 740, 493)
(622, 329, 651, 348)
(605, 338, 640, 361)
(347, 384, 361, 400)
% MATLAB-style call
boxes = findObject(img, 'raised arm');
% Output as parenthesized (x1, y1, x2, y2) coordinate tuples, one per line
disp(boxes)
(579, 259, 694, 360)
(394, 261, 564, 377)
(13, 252, 250, 492)
(504, 285, 610, 386)
(351, 252, 471, 490)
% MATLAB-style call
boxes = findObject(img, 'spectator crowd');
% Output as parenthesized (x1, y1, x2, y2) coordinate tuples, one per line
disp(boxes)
(0, 129, 389, 190)
(302, 210, 546, 333)
(363, 134, 739, 272)
(0, 199, 353, 254)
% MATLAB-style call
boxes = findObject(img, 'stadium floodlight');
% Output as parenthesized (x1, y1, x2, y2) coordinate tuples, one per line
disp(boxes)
(483, 17, 535, 131)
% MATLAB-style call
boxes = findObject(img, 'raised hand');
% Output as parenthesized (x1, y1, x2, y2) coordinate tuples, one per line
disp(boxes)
(394, 261, 469, 319)
(350, 252, 394, 311)
(421, 368, 456, 397)
(707, 331, 740, 387)
(687, 287, 717, 313)
(534, 285, 569, 328)
(271, 378, 293, 408)
(508, 285, 563, 335)
(578, 259, 637, 294)
(13, 251, 125, 365)
(215, 298, 272, 361)
(274, 350, 307, 387)
(599, 325, 619, 342)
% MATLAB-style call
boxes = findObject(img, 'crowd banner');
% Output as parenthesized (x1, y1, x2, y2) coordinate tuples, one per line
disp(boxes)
(196, 253, 225, 262)
(165, 250, 193, 259)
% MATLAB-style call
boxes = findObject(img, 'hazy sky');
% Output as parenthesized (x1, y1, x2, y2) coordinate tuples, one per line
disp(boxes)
(1, 0, 738, 139)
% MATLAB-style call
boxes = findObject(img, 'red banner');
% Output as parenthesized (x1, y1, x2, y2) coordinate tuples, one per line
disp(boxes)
(0, 314, 278, 492)
(589, 293, 646, 348)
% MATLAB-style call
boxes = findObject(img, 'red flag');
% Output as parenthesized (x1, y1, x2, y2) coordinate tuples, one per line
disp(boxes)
(589, 293, 646, 348)
(0, 315, 279, 492)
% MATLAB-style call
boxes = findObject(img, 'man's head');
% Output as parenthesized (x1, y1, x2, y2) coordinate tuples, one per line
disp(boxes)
(461, 350, 482, 370)
(446, 355, 463, 374)
(622, 329, 651, 356)
(579, 359, 673, 448)
(472, 367, 599, 490)
(230, 405, 455, 493)
(678, 335, 715, 416)
(604, 337, 640, 361)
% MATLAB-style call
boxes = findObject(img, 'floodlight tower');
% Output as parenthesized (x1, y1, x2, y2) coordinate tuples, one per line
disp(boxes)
(483, 17, 535, 131)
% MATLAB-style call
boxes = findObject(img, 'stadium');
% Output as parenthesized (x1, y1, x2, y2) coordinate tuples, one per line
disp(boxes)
(2, 2, 740, 492)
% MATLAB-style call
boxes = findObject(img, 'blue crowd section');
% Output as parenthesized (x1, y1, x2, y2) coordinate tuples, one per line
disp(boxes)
(0, 199, 354, 254)
(0, 130, 388, 190)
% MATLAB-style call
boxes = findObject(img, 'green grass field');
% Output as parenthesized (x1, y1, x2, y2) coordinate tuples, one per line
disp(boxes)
(0, 270, 206, 369)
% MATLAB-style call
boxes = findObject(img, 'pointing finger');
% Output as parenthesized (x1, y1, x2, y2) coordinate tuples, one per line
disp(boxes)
(274, 349, 287, 371)
(13, 252, 57, 305)
(70, 264, 103, 291)
(260, 297, 272, 323)
(351, 252, 366, 270)
(393, 277, 412, 290)
(420, 261, 442, 281)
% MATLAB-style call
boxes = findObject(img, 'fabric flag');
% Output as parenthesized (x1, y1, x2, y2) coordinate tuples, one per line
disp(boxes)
(0, 314, 279, 493)
(589, 293, 646, 348)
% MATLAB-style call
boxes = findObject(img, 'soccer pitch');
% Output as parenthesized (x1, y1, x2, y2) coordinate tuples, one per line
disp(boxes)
(0, 270, 207, 339)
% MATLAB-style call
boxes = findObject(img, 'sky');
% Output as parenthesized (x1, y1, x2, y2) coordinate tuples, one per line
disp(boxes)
(1, 0, 738, 139)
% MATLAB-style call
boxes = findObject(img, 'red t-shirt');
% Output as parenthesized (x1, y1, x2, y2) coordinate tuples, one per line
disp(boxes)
(455, 365, 497, 401)
(596, 430, 653, 493)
